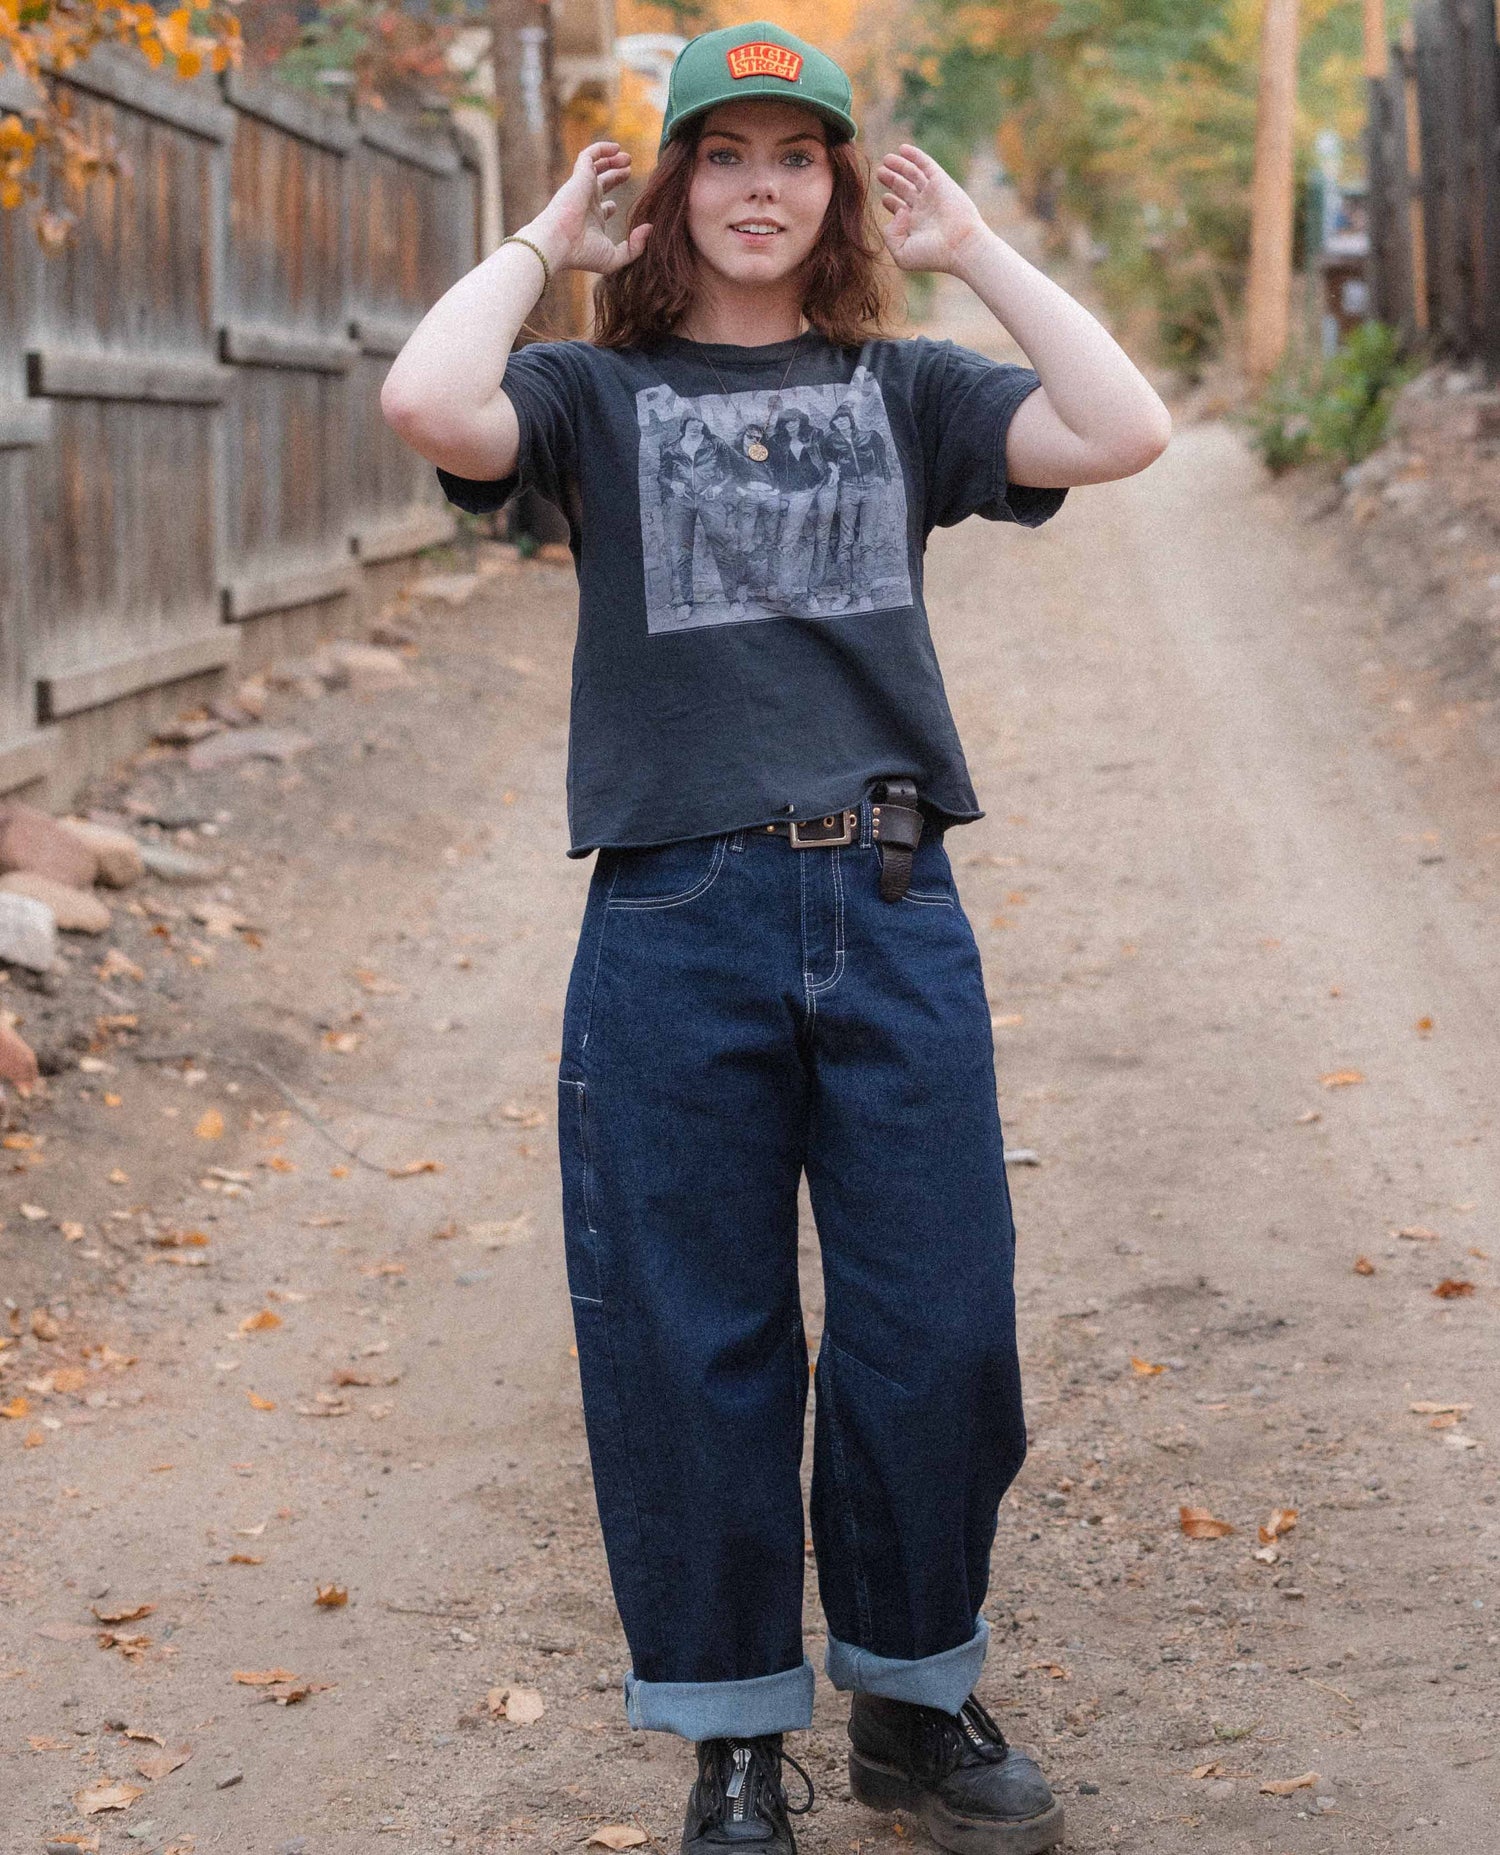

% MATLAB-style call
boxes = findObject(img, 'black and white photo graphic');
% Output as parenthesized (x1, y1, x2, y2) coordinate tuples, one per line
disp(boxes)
(635, 368, 912, 634)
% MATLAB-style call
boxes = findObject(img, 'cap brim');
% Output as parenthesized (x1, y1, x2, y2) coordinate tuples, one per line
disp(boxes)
(660, 91, 857, 151)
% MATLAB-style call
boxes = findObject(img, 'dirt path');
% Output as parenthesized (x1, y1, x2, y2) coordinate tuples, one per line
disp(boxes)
(3, 394, 1498, 1854)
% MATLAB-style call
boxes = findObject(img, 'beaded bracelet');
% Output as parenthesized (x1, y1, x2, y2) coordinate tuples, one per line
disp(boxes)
(499, 234, 551, 289)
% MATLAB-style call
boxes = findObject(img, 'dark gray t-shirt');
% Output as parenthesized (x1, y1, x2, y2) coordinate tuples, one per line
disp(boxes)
(435, 332, 1066, 858)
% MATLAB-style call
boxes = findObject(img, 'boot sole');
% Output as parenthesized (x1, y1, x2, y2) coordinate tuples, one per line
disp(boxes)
(849, 1749, 1065, 1855)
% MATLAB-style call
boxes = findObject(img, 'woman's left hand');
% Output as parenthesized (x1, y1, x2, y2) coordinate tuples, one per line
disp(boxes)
(875, 144, 990, 273)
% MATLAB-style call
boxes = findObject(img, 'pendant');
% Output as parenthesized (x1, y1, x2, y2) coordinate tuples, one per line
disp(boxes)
(747, 441, 769, 462)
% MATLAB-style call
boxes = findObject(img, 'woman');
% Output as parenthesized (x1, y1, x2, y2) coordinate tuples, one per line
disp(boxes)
(382, 20, 1169, 1855)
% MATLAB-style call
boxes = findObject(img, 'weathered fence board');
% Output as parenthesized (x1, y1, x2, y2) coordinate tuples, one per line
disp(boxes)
(1373, 0, 1500, 369)
(0, 48, 477, 802)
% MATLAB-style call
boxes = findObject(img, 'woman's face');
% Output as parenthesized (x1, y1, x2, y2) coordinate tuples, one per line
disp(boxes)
(687, 100, 835, 294)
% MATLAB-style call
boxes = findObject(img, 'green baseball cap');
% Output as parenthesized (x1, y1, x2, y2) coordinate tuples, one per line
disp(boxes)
(658, 21, 857, 153)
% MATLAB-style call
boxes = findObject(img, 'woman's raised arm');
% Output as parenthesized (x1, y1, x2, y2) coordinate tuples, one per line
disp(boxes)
(379, 142, 649, 483)
(876, 143, 1172, 487)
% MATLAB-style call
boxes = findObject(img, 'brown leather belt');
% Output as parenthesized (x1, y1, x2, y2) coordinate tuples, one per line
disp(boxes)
(756, 777, 924, 902)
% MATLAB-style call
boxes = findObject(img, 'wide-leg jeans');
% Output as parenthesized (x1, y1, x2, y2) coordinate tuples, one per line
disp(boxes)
(556, 794, 1027, 1741)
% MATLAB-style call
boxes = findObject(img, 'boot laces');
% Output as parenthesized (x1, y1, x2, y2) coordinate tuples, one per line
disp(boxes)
(924, 1694, 1011, 1775)
(700, 1734, 816, 1824)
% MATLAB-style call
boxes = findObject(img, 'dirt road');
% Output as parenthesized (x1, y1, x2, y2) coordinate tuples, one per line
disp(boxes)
(3, 388, 1498, 1854)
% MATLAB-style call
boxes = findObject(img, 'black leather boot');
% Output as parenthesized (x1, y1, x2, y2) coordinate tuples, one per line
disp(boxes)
(848, 1692, 1064, 1854)
(681, 1734, 814, 1852)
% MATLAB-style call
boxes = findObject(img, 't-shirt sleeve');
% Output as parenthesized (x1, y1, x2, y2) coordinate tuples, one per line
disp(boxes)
(914, 339, 1068, 531)
(433, 340, 583, 516)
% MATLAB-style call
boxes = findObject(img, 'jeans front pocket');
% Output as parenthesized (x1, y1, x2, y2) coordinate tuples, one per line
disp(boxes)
(877, 832, 956, 907)
(604, 834, 728, 909)
(557, 1075, 602, 1303)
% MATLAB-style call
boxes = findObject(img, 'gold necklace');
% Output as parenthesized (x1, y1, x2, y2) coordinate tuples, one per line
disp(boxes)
(682, 329, 809, 462)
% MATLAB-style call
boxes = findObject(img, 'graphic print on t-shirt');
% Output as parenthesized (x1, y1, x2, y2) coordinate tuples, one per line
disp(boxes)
(635, 366, 912, 634)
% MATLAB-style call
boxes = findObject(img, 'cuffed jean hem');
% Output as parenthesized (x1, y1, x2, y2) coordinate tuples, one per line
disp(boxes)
(824, 1616, 990, 1715)
(623, 1657, 816, 1740)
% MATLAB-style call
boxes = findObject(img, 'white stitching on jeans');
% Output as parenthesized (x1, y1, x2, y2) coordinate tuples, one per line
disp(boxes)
(605, 836, 727, 910)
(805, 846, 846, 994)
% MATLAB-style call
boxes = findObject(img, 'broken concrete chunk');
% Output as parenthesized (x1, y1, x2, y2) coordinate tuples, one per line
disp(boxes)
(137, 843, 225, 883)
(56, 818, 145, 887)
(0, 1018, 39, 1092)
(186, 727, 314, 772)
(0, 873, 111, 933)
(410, 571, 480, 607)
(325, 641, 410, 689)
(0, 890, 60, 972)
(0, 802, 97, 888)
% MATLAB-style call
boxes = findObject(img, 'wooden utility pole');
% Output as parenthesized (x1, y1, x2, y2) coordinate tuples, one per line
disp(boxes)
(1245, 0, 1300, 382)
(1361, 0, 1387, 78)
(491, 0, 563, 235)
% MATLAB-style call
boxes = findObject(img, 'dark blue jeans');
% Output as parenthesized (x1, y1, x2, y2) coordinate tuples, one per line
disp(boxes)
(556, 795, 1026, 1740)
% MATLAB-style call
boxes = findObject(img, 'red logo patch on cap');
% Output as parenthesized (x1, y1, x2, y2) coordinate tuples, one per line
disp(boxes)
(726, 41, 804, 82)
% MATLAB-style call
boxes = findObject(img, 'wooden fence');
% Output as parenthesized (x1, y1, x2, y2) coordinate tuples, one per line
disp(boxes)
(0, 47, 479, 802)
(1365, 0, 1500, 370)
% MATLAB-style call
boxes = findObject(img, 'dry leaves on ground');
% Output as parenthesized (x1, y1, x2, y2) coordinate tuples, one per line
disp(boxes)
(1179, 1505, 1235, 1540)
(134, 1745, 191, 1782)
(74, 1779, 143, 1814)
(239, 1309, 282, 1333)
(1257, 1508, 1298, 1545)
(247, 1392, 276, 1411)
(586, 1829, 649, 1850)
(314, 1583, 348, 1608)
(1396, 1225, 1439, 1242)
(1260, 1771, 1320, 1796)
(1433, 1278, 1476, 1299)
(1319, 1069, 1364, 1088)
(91, 1602, 153, 1624)
(486, 1685, 546, 1724)
(1130, 1356, 1167, 1376)
(1353, 1256, 1376, 1275)
(386, 1158, 443, 1178)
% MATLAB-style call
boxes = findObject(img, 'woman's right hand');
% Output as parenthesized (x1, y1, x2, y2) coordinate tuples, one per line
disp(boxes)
(523, 141, 651, 277)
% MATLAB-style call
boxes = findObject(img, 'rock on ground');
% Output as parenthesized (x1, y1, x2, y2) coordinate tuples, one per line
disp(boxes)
(0, 872, 110, 933)
(0, 888, 59, 971)
(0, 802, 97, 887)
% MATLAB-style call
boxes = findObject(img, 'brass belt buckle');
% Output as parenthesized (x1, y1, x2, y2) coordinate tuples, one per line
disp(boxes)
(788, 809, 856, 848)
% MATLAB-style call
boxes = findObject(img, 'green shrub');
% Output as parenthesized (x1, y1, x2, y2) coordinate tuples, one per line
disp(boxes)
(1247, 321, 1419, 475)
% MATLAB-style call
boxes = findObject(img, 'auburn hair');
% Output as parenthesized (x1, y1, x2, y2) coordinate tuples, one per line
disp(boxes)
(592, 120, 894, 351)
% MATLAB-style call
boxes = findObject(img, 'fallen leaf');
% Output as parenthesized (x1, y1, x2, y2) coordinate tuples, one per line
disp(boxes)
(359, 1260, 405, 1277)
(0, 1396, 30, 1419)
(1257, 1508, 1298, 1544)
(1319, 1069, 1364, 1088)
(1352, 1256, 1376, 1275)
(385, 1158, 442, 1178)
(120, 1728, 165, 1744)
(499, 1101, 545, 1128)
(28, 1734, 72, 1750)
(74, 1778, 144, 1814)
(1130, 1356, 1167, 1376)
(314, 1583, 348, 1608)
(486, 1685, 546, 1724)
(233, 1668, 298, 1686)
(1396, 1225, 1440, 1242)
(194, 1108, 224, 1139)
(227, 1552, 263, 1565)
(135, 1745, 191, 1781)
(1410, 1401, 1472, 1415)
(1260, 1771, 1319, 1797)
(1190, 1761, 1222, 1780)
(1179, 1505, 1235, 1540)
(1433, 1278, 1475, 1299)
(239, 1309, 282, 1333)
(92, 1602, 154, 1624)
(246, 1392, 276, 1411)
(1444, 1432, 1480, 1451)
(264, 1680, 332, 1705)
(586, 1830, 649, 1850)
(45, 1835, 99, 1853)
(1427, 1411, 1460, 1429)
(1415, 1015, 1433, 1036)
(97, 1631, 152, 1657)
(1025, 1661, 1071, 1680)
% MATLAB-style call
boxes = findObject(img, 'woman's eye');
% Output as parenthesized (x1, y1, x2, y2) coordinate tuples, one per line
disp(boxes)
(706, 148, 739, 165)
(783, 151, 814, 168)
